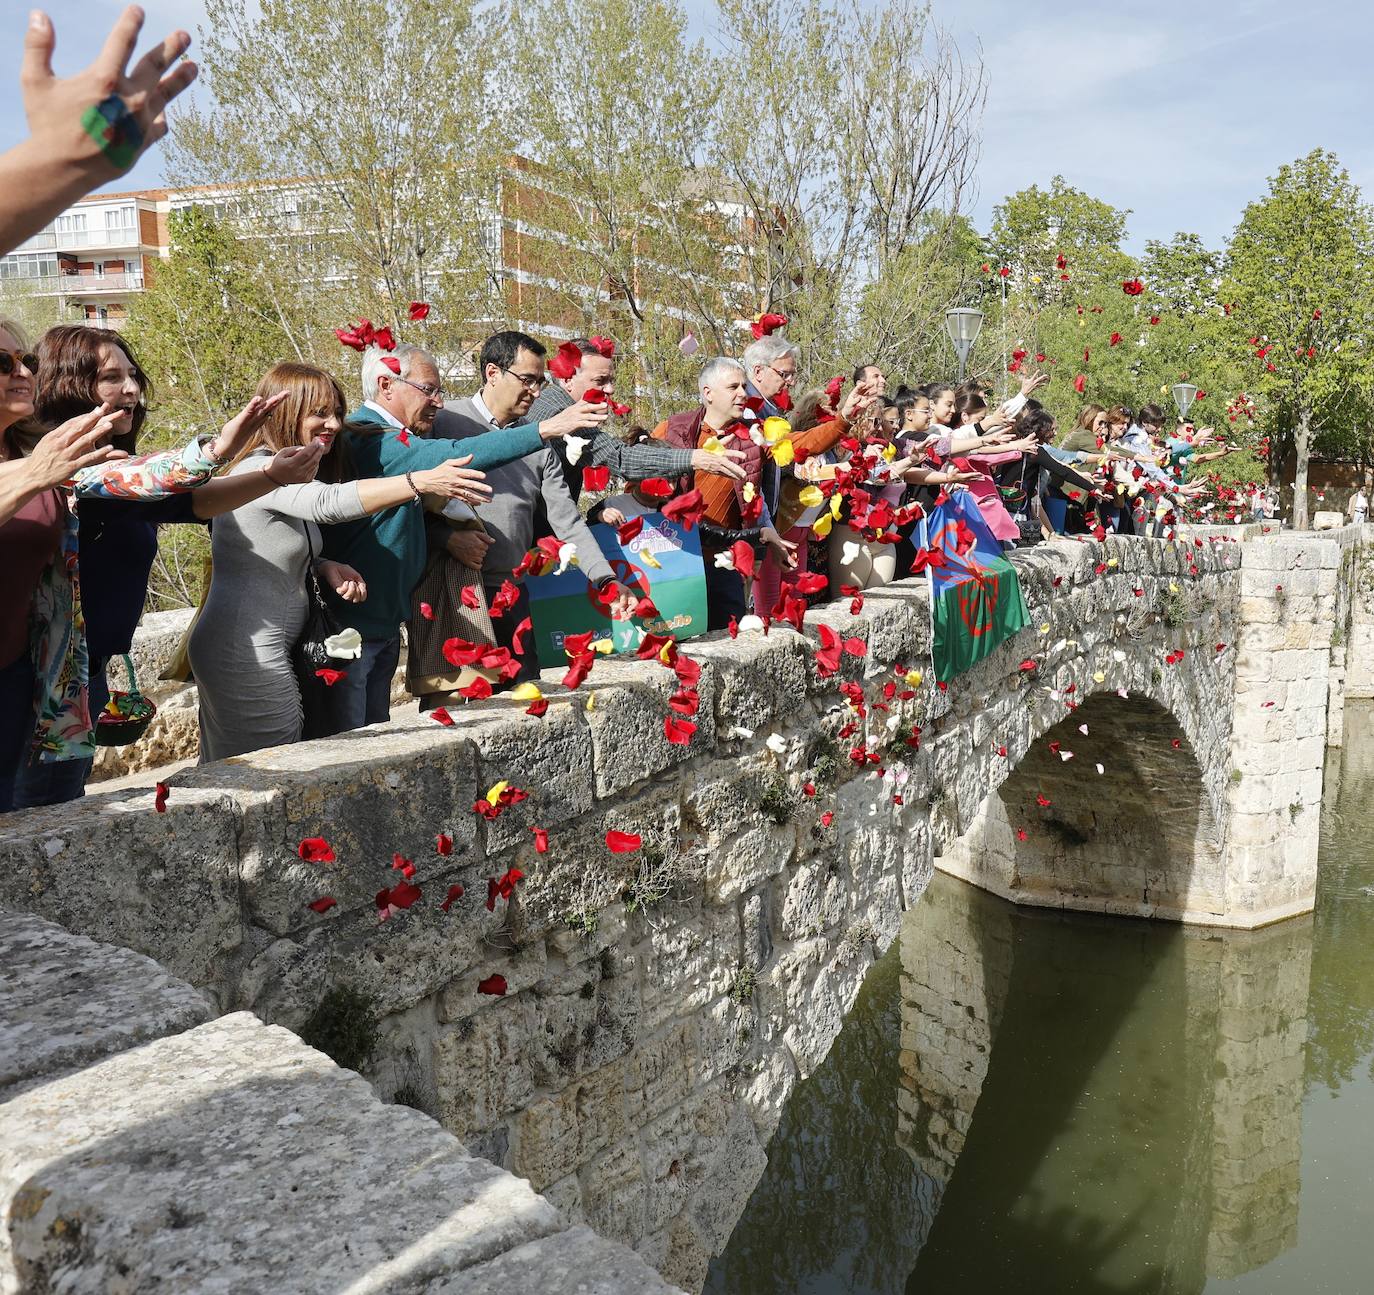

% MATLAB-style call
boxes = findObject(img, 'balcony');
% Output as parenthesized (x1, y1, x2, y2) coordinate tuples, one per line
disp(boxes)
(57, 272, 145, 295)
(18, 226, 144, 254)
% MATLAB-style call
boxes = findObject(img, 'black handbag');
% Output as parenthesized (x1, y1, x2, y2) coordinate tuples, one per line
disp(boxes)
(292, 527, 344, 677)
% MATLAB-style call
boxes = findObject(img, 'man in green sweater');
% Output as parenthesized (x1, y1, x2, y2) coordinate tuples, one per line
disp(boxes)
(318, 342, 606, 734)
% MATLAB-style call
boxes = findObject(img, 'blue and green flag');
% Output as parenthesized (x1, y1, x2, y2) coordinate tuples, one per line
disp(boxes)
(916, 490, 1029, 682)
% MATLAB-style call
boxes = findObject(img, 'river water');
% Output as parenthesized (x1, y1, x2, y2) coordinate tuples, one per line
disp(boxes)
(706, 706, 1374, 1294)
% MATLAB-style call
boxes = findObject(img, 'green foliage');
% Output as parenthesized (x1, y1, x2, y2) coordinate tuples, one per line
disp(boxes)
(1158, 588, 1190, 628)
(757, 775, 799, 825)
(729, 963, 758, 1005)
(124, 207, 295, 439)
(563, 908, 600, 941)
(298, 985, 379, 1074)
(1220, 149, 1374, 526)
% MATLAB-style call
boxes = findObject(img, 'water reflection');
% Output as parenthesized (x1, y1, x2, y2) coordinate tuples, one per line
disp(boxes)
(705, 779, 1374, 1295)
(898, 875, 1309, 1292)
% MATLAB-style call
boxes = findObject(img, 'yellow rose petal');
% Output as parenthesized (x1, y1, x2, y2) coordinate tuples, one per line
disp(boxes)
(1106, 558, 1118, 568)
(585, 691, 596, 711)
(812, 512, 833, 538)
(1038, 623, 1050, 635)
(485, 779, 509, 806)
(762, 415, 792, 443)
(641, 551, 662, 569)
(772, 439, 795, 468)
(798, 485, 824, 507)
(1093, 671, 1106, 683)
(509, 683, 542, 701)
(701, 436, 725, 454)
(904, 669, 923, 687)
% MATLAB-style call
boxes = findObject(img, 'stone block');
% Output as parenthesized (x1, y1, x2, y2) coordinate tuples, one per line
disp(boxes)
(0, 910, 212, 1100)
(429, 1225, 684, 1294)
(0, 785, 243, 991)
(0, 1013, 566, 1293)
(470, 705, 596, 849)
(434, 995, 539, 1138)
(581, 656, 718, 798)
(510, 1058, 634, 1190)
(688, 630, 811, 733)
(578, 1140, 646, 1245)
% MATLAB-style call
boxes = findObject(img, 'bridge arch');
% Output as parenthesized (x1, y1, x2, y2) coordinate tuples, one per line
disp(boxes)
(937, 691, 1226, 921)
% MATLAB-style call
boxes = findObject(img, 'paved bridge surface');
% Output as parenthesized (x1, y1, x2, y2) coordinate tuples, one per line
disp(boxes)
(1, 525, 1369, 1292)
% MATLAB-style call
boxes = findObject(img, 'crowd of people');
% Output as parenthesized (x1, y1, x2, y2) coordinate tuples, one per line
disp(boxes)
(0, 7, 1260, 815)
(1, 312, 1248, 812)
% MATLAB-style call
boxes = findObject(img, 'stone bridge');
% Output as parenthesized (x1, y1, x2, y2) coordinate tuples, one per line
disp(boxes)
(1, 525, 1368, 1292)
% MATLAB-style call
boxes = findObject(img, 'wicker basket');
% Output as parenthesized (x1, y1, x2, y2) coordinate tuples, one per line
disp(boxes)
(94, 653, 157, 747)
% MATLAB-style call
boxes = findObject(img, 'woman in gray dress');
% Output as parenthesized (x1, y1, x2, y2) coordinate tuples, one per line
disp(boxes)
(189, 363, 491, 762)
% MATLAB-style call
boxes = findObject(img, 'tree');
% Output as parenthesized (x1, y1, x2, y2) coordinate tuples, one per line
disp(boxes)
(1221, 149, 1374, 529)
(504, 0, 731, 405)
(168, 0, 507, 384)
(709, 0, 986, 380)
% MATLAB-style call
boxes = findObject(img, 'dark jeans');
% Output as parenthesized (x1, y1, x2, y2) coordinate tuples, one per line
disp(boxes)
(704, 558, 747, 630)
(319, 635, 401, 736)
(13, 655, 106, 810)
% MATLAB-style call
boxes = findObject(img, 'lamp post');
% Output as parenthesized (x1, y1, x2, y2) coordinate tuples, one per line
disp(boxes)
(945, 306, 984, 382)
(1171, 382, 1199, 422)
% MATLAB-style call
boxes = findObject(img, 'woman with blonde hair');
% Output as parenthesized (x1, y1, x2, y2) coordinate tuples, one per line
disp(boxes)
(188, 362, 490, 762)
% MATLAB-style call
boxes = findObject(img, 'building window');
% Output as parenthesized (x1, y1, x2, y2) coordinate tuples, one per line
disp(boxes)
(56, 213, 88, 234)
(106, 207, 136, 232)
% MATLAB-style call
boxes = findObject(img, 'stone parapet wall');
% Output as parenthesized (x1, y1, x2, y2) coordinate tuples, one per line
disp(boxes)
(8, 531, 1310, 1290)
(0, 909, 682, 1294)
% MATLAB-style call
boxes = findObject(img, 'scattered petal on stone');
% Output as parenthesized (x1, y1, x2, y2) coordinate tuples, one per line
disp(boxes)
(154, 782, 169, 813)
(298, 837, 335, 864)
(440, 884, 464, 912)
(478, 974, 508, 996)
(766, 734, 788, 755)
(306, 896, 337, 914)
(605, 830, 642, 853)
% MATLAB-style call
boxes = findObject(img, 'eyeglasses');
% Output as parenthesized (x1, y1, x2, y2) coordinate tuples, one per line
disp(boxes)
(501, 367, 547, 394)
(768, 365, 796, 386)
(0, 349, 39, 377)
(395, 376, 444, 402)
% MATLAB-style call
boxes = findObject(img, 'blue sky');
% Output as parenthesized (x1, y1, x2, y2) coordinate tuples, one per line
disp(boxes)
(4, 0, 1370, 255)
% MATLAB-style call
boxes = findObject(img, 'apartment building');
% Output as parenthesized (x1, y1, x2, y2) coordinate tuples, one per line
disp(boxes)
(1, 191, 170, 328)
(0, 163, 757, 350)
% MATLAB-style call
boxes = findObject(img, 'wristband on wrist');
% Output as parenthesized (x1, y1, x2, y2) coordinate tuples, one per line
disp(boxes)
(406, 470, 422, 500)
(262, 465, 284, 488)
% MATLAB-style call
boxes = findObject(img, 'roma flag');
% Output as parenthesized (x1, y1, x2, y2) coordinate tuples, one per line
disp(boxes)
(914, 489, 1029, 682)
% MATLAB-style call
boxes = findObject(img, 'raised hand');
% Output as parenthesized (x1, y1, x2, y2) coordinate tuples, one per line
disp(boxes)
(207, 391, 290, 462)
(266, 441, 325, 485)
(691, 446, 747, 481)
(29, 403, 127, 488)
(21, 7, 198, 180)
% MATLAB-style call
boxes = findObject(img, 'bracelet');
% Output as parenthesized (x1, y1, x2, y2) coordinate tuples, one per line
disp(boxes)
(262, 465, 284, 488)
(406, 470, 422, 501)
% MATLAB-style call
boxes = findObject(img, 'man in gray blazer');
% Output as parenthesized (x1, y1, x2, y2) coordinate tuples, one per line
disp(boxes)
(526, 336, 746, 500)
(431, 330, 637, 683)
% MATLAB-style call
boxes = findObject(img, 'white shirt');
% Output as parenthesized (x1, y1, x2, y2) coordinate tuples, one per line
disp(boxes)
(469, 390, 502, 428)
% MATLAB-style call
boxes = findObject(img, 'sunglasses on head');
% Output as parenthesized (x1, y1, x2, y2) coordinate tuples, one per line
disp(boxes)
(0, 349, 39, 377)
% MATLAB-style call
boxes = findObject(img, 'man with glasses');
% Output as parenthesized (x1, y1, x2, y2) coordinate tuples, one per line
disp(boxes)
(433, 330, 637, 683)
(525, 336, 746, 502)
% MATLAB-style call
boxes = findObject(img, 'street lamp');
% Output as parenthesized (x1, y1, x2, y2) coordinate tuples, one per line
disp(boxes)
(945, 307, 984, 382)
(1171, 382, 1199, 421)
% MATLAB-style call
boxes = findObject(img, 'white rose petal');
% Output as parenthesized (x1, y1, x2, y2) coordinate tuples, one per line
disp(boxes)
(714, 551, 737, 571)
(555, 542, 578, 575)
(738, 615, 764, 633)
(325, 627, 363, 660)
(1096, 763, 1105, 775)
(1078, 724, 1089, 735)
(727, 725, 755, 740)
(1060, 751, 1074, 761)
(564, 435, 590, 465)
(765, 734, 788, 755)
